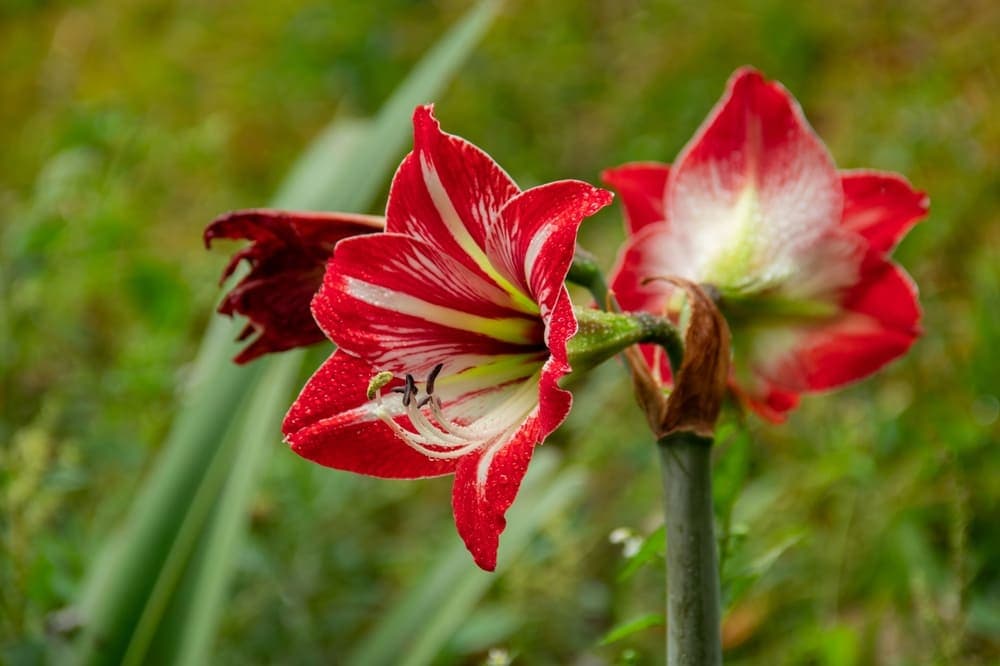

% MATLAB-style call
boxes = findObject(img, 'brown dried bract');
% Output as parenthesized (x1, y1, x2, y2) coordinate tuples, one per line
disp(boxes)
(624, 278, 731, 440)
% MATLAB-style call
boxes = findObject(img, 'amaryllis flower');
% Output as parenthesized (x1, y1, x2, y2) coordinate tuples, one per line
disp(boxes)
(607, 67, 926, 422)
(282, 105, 612, 570)
(204, 209, 383, 363)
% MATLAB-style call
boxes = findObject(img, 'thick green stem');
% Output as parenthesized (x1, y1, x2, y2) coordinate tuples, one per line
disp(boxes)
(659, 431, 722, 666)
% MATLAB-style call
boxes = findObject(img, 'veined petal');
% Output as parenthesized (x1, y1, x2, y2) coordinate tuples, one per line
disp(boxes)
(220, 272, 329, 364)
(666, 67, 842, 289)
(602, 162, 671, 234)
(840, 170, 929, 254)
(387, 106, 537, 314)
(313, 233, 547, 376)
(451, 349, 573, 571)
(283, 351, 459, 478)
(204, 209, 384, 256)
(497, 181, 613, 315)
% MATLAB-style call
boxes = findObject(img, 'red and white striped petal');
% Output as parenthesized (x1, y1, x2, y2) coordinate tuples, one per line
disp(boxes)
(284, 351, 459, 478)
(312, 232, 547, 378)
(840, 170, 929, 254)
(602, 162, 671, 235)
(666, 67, 843, 289)
(387, 106, 538, 315)
(499, 181, 613, 319)
(451, 344, 573, 571)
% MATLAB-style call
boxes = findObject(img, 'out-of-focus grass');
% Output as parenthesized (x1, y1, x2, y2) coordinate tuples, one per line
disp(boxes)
(1, 0, 997, 664)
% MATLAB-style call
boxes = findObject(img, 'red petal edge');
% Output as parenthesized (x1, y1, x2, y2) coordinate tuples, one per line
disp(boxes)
(840, 170, 929, 254)
(601, 162, 671, 235)
(282, 350, 458, 479)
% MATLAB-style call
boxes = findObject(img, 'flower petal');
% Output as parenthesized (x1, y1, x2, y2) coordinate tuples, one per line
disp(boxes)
(730, 380, 800, 424)
(313, 232, 547, 378)
(450, 359, 573, 571)
(602, 162, 671, 234)
(495, 180, 613, 315)
(666, 67, 842, 286)
(205, 209, 384, 363)
(220, 272, 329, 363)
(386, 106, 537, 313)
(840, 170, 929, 254)
(750, 252, 920, 394)
(283, 351, 459, 478)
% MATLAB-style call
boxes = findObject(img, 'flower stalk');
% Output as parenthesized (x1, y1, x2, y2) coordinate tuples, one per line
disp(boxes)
(659, 430, 721, 666)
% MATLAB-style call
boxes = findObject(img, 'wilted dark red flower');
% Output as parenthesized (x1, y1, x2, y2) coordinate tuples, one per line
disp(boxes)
(282, 105, 612, 570)
(606, 67, 927, 422)
(204, 209, 383, 363)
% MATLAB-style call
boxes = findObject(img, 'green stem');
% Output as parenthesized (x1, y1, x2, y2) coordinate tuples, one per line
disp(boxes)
(659, 431, 721, 666)
(566, 247, 612, 309)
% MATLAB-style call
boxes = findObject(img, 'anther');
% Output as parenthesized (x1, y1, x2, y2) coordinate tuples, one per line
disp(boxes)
(402, 374, 417, 407)
(426, 363, 444, 395)
(417, 395, 433, 409)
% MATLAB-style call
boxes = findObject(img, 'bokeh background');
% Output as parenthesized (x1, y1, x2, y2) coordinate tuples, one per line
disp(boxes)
(2, 0, 998, 664)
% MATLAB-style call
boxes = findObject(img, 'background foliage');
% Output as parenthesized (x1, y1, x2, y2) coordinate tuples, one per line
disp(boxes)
(2, 0, 997, 663)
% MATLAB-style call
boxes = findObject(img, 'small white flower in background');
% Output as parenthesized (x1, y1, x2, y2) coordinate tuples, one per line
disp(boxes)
(608, 527, 643, 558)
(485, 647, 511, 666)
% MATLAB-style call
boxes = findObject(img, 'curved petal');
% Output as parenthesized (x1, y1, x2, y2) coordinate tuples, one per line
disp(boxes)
(730, 380, 800, 424)
(499, 181, 613, 317)
(610, 223, 698, 315)
(840, 170, 929, 254)
(451, 415, 538, 571)
(205, 209, 384, 363)
(205, 209, 385, 276)
(750, 253, 920, 393)
(385, 106, 537, 313)
(221, 271, 328, 363)
(666, 67, 842, 286)
(602, 162, 671, 235)
(450, 350, 573, 571)
(283, 351, 459, 479)
(313, 232, 546, 377)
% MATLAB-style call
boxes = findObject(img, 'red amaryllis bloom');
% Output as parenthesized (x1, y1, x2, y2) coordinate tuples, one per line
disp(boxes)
(607, 67, 926, 422)
(204, 209, 383, 363)
(282, 105, 612, 570)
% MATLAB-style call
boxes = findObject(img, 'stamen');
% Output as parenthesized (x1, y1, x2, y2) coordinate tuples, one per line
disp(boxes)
(402, 374, 416, 407)
(366, 362, 532, 462)
(426, 363, 444, 395)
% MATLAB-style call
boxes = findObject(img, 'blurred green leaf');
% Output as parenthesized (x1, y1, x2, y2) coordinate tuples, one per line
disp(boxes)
(618, 525, 665, 582)
(345, 450, 586, 666)
(599, 613, 664, 646)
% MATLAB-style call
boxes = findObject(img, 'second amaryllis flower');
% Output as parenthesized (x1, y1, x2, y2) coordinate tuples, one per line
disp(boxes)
(282, 105, 612, 570)
(607, 67, 927, 422)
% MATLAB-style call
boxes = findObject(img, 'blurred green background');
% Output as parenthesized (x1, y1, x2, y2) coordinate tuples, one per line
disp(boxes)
(2, 0, 997, 664)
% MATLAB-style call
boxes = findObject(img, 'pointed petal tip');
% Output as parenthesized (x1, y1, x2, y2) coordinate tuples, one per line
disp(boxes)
(412, 103, 440, 140)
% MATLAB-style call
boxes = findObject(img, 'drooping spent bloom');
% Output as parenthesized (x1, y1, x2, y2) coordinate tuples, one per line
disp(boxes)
(282, 105, 612, 570)
(205, 209, 383, 363)
(607, 67, 926, 422)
